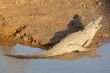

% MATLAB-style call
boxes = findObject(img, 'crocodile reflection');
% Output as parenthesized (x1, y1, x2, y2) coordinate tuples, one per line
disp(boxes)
(50, 49, 97, 61)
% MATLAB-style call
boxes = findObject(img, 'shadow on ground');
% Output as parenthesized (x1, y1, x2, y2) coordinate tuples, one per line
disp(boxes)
(43, 15, 84, 49)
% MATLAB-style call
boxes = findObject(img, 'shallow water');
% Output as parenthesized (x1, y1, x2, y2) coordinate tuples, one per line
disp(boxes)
(0, 39, 110, 73)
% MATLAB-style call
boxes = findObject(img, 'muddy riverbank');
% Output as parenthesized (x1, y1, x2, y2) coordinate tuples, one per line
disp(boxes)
(0, 0, 110, 49)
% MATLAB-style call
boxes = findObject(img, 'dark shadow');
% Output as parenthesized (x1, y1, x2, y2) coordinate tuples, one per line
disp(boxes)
(43, 15, 85, 49)
(104, 0, 110, 13)
(104, 0, 110, 29)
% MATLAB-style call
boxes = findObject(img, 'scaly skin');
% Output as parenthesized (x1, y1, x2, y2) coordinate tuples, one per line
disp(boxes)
(5, 17, 102, 59)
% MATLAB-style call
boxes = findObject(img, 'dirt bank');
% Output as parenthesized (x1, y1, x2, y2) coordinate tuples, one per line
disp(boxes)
(0, 0, 110, 49)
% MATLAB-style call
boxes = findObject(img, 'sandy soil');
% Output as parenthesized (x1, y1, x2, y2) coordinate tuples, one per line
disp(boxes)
(0, 0, 110, 50)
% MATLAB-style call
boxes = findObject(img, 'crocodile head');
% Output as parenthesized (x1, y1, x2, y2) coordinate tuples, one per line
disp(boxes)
(84, 16, 102, 33)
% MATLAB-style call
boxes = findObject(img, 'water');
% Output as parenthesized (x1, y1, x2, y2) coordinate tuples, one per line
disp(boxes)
(0, 39, 110, 73)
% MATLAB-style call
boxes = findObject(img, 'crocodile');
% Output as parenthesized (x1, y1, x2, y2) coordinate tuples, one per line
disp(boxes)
(5, 16, 102, 59)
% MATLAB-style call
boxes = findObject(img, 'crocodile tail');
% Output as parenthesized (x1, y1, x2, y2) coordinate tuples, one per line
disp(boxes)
(5, 54, 47, 59)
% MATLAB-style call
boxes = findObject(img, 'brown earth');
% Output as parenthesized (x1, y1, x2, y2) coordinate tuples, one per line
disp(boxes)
(0, 0, 110, 50)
